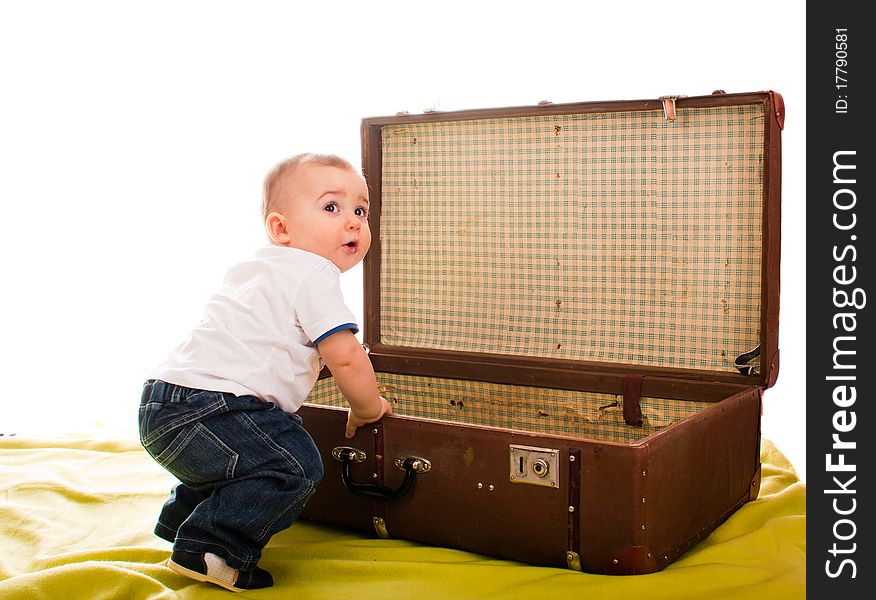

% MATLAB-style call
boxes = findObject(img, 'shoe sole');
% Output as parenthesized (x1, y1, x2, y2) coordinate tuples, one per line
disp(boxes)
(167, 557, 243, 593)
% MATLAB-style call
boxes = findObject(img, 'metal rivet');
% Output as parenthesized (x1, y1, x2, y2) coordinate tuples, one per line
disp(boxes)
(612, 559, 619, 565)
(568, 506, 575, 513)
(642, 470, 647, 477)
(647, 553, 652, 559)
(372, 473, 378, 479)
(477, 483, 483, 489)
(372, 428, 379, 434)
(641, 525, 646, 530)
(569, 455, 576, 462)
(642, 497, 646, 503)
(489, 484, 495, 491)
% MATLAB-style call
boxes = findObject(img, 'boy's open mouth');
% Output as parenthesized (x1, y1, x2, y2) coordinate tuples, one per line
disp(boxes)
(342, 241, 358, 251)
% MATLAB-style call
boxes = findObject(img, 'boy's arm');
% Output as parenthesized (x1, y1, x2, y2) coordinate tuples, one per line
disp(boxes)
(316, 329, 392, 438)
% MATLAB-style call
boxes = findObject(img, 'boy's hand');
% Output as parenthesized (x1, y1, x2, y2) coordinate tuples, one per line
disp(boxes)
(345, 396, 392, 439)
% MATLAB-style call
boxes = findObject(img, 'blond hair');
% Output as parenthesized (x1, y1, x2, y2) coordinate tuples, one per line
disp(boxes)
(262, 153, 359, 221)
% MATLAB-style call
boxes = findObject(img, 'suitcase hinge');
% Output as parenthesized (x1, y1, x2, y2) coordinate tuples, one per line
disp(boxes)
(658, 95, 686, 122)
(566, 551, 582, 571)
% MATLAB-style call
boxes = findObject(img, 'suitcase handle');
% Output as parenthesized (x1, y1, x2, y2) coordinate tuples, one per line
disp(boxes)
(331, 446, 430, 501)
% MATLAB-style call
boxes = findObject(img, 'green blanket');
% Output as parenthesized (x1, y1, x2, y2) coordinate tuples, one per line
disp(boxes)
(0, 434, 804, 599)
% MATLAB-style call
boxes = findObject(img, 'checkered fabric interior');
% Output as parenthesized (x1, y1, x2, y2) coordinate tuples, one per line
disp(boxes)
(307, 374, 712, 444)
(377, 104, 765, 373)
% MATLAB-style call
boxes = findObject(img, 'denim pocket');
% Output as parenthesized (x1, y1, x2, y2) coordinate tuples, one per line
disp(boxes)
(139, 387, 227, 447)
(152, 421, 238, 484)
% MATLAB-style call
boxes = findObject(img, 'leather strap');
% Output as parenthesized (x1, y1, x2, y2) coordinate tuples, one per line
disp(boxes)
(734, 344, 761, 375)
(623, 374, 643, 427)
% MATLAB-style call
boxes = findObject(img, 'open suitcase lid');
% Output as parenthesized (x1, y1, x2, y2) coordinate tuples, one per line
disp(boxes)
(359, 91, 782, 395)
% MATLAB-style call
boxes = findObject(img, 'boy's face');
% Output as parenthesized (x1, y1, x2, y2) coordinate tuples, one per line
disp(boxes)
(273, 164, 371, 273)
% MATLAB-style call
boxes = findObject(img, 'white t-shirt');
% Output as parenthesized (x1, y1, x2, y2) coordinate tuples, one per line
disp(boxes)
(150, 245, 357, 413)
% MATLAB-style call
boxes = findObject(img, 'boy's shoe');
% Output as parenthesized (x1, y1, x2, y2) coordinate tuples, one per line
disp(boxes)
(167, 549, 273, 592)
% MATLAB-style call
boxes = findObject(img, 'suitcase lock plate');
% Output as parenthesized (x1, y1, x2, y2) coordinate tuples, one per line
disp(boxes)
(509, 445, 560, 488)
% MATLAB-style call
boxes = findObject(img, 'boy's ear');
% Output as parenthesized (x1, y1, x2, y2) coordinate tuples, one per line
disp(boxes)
(265, 212, 291, 245)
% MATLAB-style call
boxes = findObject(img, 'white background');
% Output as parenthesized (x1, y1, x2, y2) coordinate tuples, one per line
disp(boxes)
(0, 1, 806, 480)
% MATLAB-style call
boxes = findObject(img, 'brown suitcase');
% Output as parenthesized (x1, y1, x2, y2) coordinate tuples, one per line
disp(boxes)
(298, 90, 783, 575)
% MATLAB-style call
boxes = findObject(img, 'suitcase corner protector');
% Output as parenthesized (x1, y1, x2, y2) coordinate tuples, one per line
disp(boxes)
(750, 464, 763, 501)
(608, 546, 659, 575)
(372, 516, 391, 539)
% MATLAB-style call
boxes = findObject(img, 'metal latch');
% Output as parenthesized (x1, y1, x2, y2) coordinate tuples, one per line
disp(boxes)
(658, 95, 686, 122)
(509, 444, 560, 488)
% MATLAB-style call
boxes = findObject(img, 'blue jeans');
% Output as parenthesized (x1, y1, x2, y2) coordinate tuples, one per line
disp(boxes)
(138, 380, 324, 571)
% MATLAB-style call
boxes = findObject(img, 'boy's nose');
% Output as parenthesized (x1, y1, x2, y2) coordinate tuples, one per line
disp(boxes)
(345, 216, 361, 230)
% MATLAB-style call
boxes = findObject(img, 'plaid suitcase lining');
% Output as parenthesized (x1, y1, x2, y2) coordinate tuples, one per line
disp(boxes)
(377, 104, 765, 375)
(306, 374, 712, 444)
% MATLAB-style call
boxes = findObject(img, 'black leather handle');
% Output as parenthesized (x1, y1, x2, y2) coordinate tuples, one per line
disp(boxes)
(734, 343, 761, 375)
(333, 447, 426, 501)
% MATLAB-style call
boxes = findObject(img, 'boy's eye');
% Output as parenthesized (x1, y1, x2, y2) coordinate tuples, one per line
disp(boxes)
(354, 207, 369, 217)
(323, 203, 338, 213)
